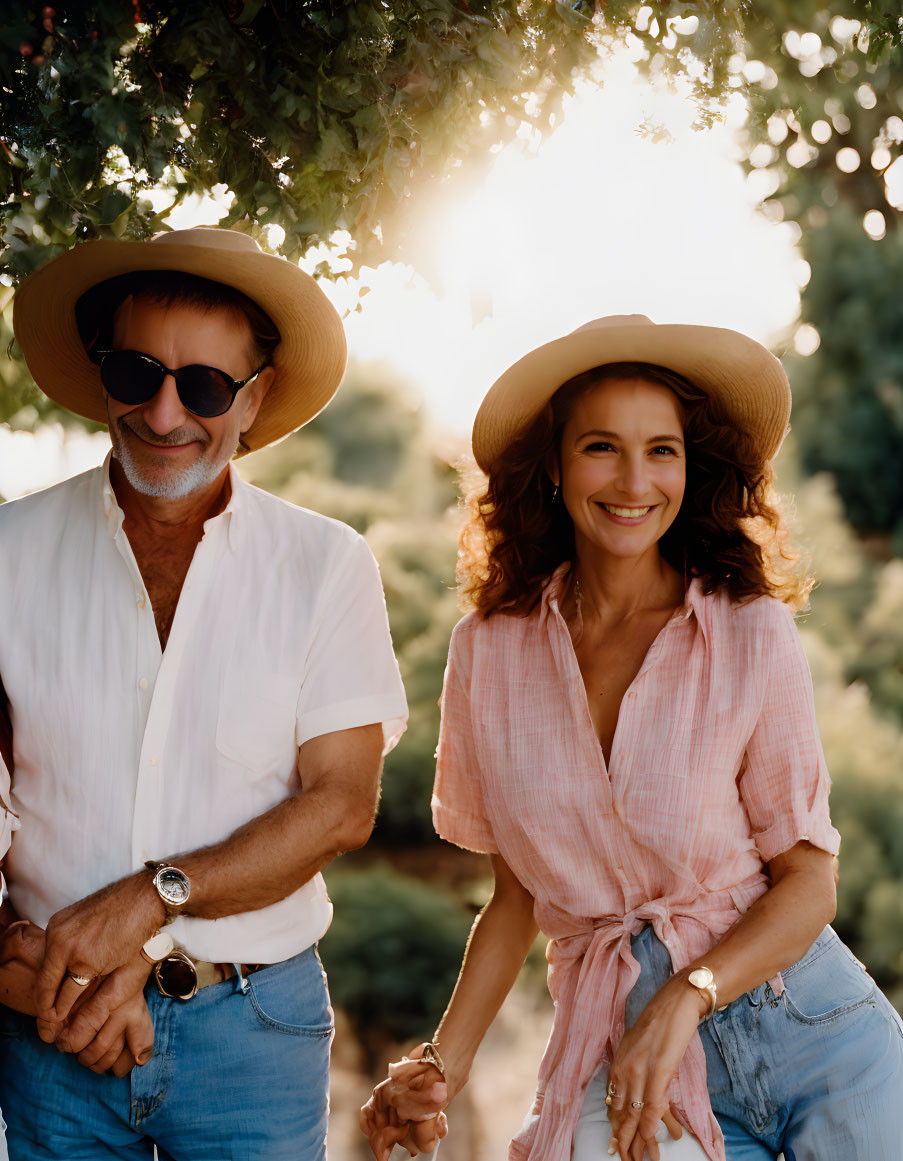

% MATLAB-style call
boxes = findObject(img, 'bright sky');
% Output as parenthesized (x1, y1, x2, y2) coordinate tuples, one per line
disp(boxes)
(0, 51, 807, 499)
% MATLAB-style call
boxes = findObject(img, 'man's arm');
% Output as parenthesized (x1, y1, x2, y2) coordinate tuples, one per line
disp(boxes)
(36, 722, 384, 1021)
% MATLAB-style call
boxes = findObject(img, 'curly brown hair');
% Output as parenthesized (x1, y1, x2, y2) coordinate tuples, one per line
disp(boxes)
(459, 361, 811, 617)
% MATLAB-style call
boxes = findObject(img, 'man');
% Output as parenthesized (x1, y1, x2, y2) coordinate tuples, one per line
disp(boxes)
(0, 227, 408, 1159)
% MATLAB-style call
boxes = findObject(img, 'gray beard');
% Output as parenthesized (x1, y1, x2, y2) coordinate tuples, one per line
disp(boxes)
(110, 418, 236, 500)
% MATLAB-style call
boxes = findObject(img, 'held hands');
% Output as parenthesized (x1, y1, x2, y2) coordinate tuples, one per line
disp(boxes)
(605, 977, 706, 1161)
(361, 1046, 450, 1160)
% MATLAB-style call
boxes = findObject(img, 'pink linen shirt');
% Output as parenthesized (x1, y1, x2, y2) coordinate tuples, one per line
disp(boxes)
(432, 564, 840, 1161)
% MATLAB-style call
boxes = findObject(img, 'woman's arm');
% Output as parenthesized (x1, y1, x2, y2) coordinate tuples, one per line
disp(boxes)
(435, 851, 539, 1097)
(607, 840, 836, 1161)
(361, 852, 538, 1159)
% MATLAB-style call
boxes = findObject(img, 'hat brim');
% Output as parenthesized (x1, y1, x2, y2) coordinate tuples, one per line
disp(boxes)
(472, 322, 791, 473)
(12, 239, 347, 452)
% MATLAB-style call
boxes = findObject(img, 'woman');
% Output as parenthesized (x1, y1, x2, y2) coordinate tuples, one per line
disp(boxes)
(362, 316, 903, 1161)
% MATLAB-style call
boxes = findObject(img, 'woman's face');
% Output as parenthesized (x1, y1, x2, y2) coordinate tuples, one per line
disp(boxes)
(553, 376, 686, 563)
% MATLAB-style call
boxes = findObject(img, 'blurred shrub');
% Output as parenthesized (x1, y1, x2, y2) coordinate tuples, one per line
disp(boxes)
(320, 865, 471, 1067)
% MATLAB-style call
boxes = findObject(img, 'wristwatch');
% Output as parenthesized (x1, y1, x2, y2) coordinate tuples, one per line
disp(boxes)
(687, 966, 723, 1019)
(141, 930, 175, 964)
(145, 861, 191, 926)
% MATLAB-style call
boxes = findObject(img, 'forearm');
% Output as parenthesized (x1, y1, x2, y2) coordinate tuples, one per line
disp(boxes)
(142, 724, 385, 924)
(675, 843, 837, 1008)
(433, 864, 538, 1099)
(176, 777, 374, 920)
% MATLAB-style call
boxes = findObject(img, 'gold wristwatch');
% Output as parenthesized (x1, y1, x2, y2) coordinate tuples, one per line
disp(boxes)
(687, 966, 724, 1019)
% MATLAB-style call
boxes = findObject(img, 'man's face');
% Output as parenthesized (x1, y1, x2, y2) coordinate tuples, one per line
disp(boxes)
(105, 296, 273, 501)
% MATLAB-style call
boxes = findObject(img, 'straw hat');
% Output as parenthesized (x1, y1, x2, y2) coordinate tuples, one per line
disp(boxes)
(472, 315, 791, 473)
(12, 227, 347, 452)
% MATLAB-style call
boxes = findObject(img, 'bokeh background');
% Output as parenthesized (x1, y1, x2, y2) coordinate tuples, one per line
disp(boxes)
(3, 3, 903, 1157)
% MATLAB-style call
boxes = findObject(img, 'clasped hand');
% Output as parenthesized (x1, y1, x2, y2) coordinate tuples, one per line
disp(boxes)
(1, 871, 162, 1077)
(604, 976, 705, 1161)
(361, 1047, 449, 1160)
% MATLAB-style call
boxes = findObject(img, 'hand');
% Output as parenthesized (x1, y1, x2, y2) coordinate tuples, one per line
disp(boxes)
(606, 978, 704, 1160)
(0, 919, 44, 971)
(35, 872, 164, 1022)
(360, 1096, 447, 1161)
(37, 955, 154, 1075)
(361, 1052, 449, 1161)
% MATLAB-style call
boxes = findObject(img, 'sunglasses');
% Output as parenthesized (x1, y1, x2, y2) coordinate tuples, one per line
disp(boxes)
(95, 349, 267, 418)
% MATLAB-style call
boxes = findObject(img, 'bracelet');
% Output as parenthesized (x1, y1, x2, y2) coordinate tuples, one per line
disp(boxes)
(420, 1041, 446, 1078)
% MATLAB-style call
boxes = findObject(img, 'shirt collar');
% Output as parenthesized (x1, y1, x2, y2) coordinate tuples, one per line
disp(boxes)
(101, 452, 246, 553)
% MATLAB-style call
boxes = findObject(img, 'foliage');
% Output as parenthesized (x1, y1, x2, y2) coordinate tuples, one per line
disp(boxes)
(790, 468, 903, 1002)
(319, 864, 472, 1065)
(1, 0, 745, 281)
(784, 210, 903, 535)
(243, 363, 461, 844)
(738, 2, 903, 535)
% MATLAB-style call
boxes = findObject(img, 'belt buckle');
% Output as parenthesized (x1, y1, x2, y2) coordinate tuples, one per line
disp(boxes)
(153, 951, 199, 1000)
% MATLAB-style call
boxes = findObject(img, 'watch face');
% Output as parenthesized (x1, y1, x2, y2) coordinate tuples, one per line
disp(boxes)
(688, 967, 714, 989)
(157, 868, 190, 906)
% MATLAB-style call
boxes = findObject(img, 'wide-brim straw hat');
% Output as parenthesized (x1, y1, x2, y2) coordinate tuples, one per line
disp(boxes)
(472, 314, 791, 473)
(13, 227, 347, 453)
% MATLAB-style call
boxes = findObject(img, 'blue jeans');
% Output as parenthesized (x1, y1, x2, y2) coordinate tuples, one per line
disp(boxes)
(0, 945, 333, 1160)
(627, 924, 903, 1160)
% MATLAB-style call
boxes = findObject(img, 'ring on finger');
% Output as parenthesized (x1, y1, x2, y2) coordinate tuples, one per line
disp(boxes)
(630, 1099, 645, 1110)
(66, 970, 93, 987)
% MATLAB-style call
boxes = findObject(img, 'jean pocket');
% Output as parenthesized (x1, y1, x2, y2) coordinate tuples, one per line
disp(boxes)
(246, 954, 334, 1038)
(781, 927, 875, 1026)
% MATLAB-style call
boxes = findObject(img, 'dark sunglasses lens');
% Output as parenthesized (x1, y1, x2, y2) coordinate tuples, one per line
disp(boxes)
(100, 351, 164, 405)
(174, 366, 235, 417)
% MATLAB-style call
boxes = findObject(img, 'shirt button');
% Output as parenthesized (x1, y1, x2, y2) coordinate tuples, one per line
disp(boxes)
(138, 677, 149, 690)
(149, 756, 158, 766)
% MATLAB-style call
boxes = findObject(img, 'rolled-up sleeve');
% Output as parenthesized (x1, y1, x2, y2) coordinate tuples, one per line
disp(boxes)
(739, 602, 841, 863)
(432, 620, 499, 855)
(295, 534, 408, 754)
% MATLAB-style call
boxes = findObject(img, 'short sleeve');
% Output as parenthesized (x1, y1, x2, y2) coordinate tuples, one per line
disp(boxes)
(295, 533, 408, 754)
(739, 602, 840, 863)
(431, 620, 499, 855)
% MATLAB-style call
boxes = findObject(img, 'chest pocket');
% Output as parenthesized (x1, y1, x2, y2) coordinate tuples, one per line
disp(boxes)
(216, 669, 300, 774)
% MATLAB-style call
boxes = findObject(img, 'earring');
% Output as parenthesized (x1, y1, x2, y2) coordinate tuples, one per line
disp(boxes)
(551, 485, 559, 503)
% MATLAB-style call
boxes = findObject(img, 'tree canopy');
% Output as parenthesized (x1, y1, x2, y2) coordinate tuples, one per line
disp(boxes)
(737, 3, 903, 537)
(2, 0, 748, 280)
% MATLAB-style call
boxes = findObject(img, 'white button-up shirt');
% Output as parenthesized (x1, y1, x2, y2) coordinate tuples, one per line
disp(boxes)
(0, 455, 407, 964)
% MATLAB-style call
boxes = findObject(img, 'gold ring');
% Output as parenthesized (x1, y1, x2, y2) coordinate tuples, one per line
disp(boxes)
(66, 970, 92, 987)
(608, 1080, 617, 1096)
(631, 1100, 645, 1110)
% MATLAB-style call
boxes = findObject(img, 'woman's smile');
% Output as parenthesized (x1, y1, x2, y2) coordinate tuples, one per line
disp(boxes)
(596, 502, 656, 524)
